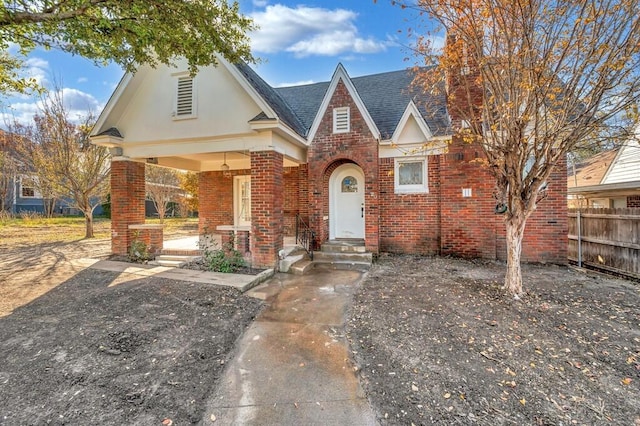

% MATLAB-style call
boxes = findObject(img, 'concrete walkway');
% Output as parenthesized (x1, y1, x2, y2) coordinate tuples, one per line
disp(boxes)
(203, 267, 377, 425)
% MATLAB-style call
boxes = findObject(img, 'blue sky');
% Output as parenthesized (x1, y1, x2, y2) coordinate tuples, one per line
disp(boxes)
(1, 0, 439, 125)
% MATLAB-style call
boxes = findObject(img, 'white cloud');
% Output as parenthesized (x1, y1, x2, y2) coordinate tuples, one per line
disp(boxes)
(77, 77, 88, 83)
(23, 57, 50, 86)
(252, 0, 268, 7)
(249, 4, 390, 57)
(1, 88, 102, 126)
(274, 79, 315, 88)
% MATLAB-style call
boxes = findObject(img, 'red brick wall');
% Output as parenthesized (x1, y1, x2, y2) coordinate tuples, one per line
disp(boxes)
(307, 79, 380, 253)
(250, 149, 284, 268)
(379, 156, 442, 254)
(284, 166, 300, 236)
(516, 156, 568, 263)
(628, 196, 640, 208)
(439, 138, 498, 258)
(198, 169, 251, 235)
(111, 159, 145, 255)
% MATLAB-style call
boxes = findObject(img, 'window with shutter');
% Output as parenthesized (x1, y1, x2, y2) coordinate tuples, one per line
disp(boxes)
(333, 107, 350, 133)
(175, 76, 194, 118)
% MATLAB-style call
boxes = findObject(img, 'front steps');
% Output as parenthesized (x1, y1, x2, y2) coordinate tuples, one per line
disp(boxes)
(150, 249, 202, 268)
(282, 240, 372, 275)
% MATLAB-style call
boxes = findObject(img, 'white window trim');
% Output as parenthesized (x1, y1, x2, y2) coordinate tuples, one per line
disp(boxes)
(394, 158, 429, 194)
(333, 106, 350, 133)
(19, 176, 38, 198)
(172, 72, 197, 120)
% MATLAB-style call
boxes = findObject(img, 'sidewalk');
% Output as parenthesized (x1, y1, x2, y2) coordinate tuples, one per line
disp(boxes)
(203, 267, 377, 425)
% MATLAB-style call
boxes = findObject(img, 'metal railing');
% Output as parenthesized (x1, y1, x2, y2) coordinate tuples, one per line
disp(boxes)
(295, 214, 315, 261)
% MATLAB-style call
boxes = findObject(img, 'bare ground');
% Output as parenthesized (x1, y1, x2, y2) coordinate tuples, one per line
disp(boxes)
(0, 220, 263, 425)
(347, 255, 640, 425)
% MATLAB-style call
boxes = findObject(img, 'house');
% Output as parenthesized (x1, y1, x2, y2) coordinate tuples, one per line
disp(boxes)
(90, 56, 567, 268)
(0, 130, 104, 216)
(568, 136, 640, 208)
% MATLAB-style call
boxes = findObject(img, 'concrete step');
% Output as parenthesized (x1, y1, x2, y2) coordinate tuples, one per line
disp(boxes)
(150, 254, 201, 268)
(160, 249, 202, 256)
(279, 253, 306, 273)
(321, 240, 366, 253)
(289, 259, 315, 275)
(313, 251, 372, 265)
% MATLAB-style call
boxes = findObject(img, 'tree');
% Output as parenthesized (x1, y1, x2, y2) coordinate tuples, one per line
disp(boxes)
(178, 171, 199, 216)
(0, 0, 254, 94)
(407, 0, 640, 296)
(17, 90, 110, 237)
(0, 148, 17, 212)
(145, 164, 180, 223)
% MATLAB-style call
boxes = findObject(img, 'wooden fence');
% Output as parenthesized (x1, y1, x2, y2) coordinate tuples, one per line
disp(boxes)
(568, 208, 640, 279)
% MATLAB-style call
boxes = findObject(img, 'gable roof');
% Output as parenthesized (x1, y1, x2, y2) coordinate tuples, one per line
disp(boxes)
(568, 149, 618, 188)
(274, 66, 450, 139)
(233, 62, 307, 137)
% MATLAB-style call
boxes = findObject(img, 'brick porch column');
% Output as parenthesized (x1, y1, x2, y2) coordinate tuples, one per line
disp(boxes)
(111, 158, 145, 255)
(250, 148, 284, 268)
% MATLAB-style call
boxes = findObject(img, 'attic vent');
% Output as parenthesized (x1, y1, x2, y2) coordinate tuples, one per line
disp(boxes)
(333, 107, 350, 133)
(176, 76, 194, 117)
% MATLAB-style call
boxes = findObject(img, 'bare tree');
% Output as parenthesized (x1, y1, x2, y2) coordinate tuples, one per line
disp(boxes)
(146, 165, 180, 223)
(407, 0, 640, 296)
(18, 90, 110, 237)
(0, 148, 17, 212)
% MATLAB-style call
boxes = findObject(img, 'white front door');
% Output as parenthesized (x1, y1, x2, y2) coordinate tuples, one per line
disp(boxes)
(234, 175, 251, 227)
(330, 164, 365, 239)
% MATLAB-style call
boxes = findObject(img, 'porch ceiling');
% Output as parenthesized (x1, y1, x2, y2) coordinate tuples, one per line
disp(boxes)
(146, 151, 301, 172)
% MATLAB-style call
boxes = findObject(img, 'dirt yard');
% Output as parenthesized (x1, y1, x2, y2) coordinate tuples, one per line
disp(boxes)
(0, 219, 263, 424)
(347, 255, 640, 425)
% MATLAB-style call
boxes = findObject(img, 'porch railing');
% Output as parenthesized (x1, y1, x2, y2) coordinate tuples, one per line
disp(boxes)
(295, 214, 315, 261)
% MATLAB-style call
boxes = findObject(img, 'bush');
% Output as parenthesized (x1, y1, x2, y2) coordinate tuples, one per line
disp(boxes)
(128, 231, 152, 262)
(199, 233, 245, 273)
(18, 210, 42, 223)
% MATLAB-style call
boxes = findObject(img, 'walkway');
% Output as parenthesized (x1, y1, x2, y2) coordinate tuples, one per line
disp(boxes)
(203, 267, 377, 425)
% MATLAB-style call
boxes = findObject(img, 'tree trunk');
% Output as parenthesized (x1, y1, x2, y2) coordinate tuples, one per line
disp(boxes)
(84, 212, 94, 238)
(504, 216, 527, 298)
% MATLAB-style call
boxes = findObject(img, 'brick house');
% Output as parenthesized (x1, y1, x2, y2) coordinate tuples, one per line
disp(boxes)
(91, 57, 567, 268)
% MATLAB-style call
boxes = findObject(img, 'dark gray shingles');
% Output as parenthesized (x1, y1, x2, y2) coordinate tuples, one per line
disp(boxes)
(233, 63, 307, 137)
(237, 62, 450, 140)
(274, 67, 450, 139)
(96, 127, 123, 138)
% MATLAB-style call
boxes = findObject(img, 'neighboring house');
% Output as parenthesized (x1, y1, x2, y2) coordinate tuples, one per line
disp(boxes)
(568, 136, 640, 208)
(0, 131, 103, 216)
(91, 56, 567, 268)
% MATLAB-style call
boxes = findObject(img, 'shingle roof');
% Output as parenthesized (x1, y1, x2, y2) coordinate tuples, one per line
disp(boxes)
(234, 63, 307, 137)
(237, 64, 450, 140)
(96, 127, 123, 138)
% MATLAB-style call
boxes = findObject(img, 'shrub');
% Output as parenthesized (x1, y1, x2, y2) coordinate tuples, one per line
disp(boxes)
(128, 231, 152, 262)
(199, 231, 245, 273)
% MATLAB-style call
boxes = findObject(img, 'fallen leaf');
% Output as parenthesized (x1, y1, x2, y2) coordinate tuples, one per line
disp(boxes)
(621, 377, 632, 385)
(444, 392, 451, 399)
(520, 398, 526, 405)
(162, 419, 173, 426)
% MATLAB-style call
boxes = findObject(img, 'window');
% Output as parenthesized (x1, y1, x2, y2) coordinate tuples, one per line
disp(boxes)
(333, 107, 350, 133)
(20, 177, 36, 198)
(174, 75, 195, 119)
(341, 176, 358, 193)
(395, 158, 428, 193)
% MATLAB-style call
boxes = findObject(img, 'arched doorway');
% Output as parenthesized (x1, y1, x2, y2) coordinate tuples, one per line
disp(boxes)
(330, 163, 365, 239)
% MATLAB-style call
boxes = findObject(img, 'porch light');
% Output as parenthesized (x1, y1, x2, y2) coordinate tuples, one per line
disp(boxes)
(221, 152, 231, 178)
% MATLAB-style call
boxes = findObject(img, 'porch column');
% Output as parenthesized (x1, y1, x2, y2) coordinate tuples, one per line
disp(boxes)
(250, 148, 284, 268)
(110, 158, 145, 255)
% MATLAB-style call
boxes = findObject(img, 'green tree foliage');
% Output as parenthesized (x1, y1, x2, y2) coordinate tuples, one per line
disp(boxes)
(0, 0, 255, 94)
(405, 0, 640, 297)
